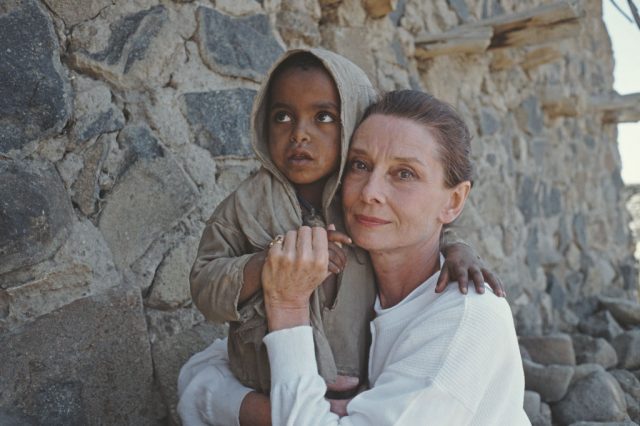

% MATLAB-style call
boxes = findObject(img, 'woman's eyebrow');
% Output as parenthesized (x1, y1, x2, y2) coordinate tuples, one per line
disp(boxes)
(393, 156, 427, 167)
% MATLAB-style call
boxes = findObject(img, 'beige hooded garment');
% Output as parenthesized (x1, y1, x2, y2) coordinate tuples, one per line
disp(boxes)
(190, 48, 379, 393)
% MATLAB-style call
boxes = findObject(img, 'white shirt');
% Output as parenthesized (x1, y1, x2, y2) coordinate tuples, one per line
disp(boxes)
(264, 267, 530, 426)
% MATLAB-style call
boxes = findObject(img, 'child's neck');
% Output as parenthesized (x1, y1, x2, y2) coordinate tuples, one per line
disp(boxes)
(295, 180, 326, 213)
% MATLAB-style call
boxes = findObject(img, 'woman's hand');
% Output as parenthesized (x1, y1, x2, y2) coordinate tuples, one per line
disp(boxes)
(435, 242, 506, 297)
(262, 226, 330, 331)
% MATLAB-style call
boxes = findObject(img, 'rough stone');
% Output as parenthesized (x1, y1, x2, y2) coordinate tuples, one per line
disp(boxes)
(82, 5, 168, 74)
(569, 422, 639, 426)
(524, 390, 542, 420)
(609, 369, 640, 401)
(519, 333, 576, 366)
(518, 176, 539, 224)
(552, 371, 628, 424)
(523, 358, 574, 402)
(1, 218, 121, 332)
(479, 107, 501, 136)
(543, 186, 562, 217)
(71, 76, 125, 144)
(572, 334, 619, 369)
(98, 125, 198, 270)
(71, 137, 110, 216)
(41, 0, 113, 27)
(276, 0, 322, 46)
(0, 286, 163, 425)
(0, 0, 72, 152)
(571, 363, 606, 385)
(516, 96, 544, 136)
(195, 7, 284, 82)
(578, 310, 624, 341)
(363, 0, 394, 18)
(182, 89, 256, 157)
(151, 322, 227, 424)
(447, 0, 471, 21)
(146, 236, 199, 310)
(0, 159, 73, 275)
(534, 402, 553, 426)
(573, 212, 588, 250)
(612, 330, 640, 369)
(599, 296, 640, 327)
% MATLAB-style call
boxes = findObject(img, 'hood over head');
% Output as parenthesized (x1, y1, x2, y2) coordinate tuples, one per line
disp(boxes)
(250, 48, 377, 219)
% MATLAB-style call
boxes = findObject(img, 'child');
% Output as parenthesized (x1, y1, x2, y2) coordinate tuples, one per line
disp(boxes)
(187, 48, 499, 419)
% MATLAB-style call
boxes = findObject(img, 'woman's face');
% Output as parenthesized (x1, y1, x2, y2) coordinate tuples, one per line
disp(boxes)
(342, 114, 464, 254)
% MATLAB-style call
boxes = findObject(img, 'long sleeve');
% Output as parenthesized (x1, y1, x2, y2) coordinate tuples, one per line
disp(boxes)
(190, 211, 255, 323)
(264, 286, 530, 426)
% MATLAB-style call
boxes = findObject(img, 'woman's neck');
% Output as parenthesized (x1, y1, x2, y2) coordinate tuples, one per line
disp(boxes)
(370, 238, 441, 309)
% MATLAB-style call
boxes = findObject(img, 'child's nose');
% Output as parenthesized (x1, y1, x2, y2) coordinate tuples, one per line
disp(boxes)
(290, 120, 311, 144)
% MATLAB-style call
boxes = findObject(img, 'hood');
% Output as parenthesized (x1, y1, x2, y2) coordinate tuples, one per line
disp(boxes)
(250, 48, 377, 220)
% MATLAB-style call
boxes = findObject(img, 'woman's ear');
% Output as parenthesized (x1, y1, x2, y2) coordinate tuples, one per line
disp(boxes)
(439, 181, 471, 225)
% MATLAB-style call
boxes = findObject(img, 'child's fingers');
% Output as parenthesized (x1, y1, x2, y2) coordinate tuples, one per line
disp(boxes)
(327, 225, 352, 247)
(470, 267, 485, 294)
(435, 265, 450, 293)
(483, 268, 506, 297)
(456, 269, 469, 295)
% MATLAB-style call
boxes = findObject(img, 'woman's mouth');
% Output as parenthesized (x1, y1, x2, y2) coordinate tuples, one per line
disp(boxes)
(354, 214, 391, 226)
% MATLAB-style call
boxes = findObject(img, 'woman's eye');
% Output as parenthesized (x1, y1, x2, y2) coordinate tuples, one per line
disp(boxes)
(398, 169, 415, 180)
(349, 159, 368, 171)
(274, 111, 291, 123)
(317, 112, 335, 123)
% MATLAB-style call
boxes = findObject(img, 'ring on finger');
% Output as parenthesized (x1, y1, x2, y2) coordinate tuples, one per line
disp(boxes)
(268, 234, 284, 248)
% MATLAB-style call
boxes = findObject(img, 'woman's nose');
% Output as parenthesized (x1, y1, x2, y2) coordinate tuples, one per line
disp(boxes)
(360, 173, 385, 204)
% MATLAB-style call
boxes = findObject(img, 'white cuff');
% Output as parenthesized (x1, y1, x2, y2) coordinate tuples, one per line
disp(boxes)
(264, 326, 318, 383)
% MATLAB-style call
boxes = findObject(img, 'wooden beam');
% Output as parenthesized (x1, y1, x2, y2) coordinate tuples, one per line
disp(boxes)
(415, 26, 492, 59)
(591, 92, 640, 123)
(415, 0, 581, 59)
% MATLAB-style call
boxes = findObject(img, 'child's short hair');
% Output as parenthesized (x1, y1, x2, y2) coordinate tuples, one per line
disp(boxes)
(267, 52, 330, 105)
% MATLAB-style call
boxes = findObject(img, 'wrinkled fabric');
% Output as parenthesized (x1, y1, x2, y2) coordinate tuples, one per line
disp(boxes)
(190, 48, 379, 393)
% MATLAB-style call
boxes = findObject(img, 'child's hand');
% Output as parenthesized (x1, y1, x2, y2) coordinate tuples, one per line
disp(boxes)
(326, 375, 359, 417)
(327, 224, 351, 275)
(435, 242, 506, 297)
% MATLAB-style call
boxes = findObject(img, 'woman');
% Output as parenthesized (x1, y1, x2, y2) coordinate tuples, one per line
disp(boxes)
(260, 90, 529, 425)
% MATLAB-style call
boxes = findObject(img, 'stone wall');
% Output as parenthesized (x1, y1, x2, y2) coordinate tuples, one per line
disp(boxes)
(1, 0, 638, 424)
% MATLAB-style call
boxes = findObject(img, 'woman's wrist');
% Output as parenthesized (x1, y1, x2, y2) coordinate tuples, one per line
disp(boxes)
(264, 300, 310, 331)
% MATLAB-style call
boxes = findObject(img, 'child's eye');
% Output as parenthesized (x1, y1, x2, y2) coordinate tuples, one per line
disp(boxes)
(274, 111, 291, 123)
(317, 112, 335, 123)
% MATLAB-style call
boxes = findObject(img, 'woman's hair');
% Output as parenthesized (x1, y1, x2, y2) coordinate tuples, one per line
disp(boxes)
(360, 90, 474, 188)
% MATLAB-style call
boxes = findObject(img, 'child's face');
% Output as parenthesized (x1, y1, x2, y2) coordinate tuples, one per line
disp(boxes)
(267, 66, 341, 191)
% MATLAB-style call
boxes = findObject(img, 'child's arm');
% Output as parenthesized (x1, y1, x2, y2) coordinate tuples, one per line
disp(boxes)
(436, 229, 505, 297)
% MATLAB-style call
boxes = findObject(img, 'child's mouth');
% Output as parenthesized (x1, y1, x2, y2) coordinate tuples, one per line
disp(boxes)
(288, 151, 313, 165)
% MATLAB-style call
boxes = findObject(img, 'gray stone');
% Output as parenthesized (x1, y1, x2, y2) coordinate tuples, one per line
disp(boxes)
(569, 422, 639, 426)
(1, 218, 121, 332)
(572, 364, 606, 384)
(0, 0, 72, 152)
(82, 5, 168, 74)
(0, 159, 73, 275)
(612, 330, 640, 369)
(388, 0, 407, 25)
(482, 0, 505, 18)
(618, 260, 639, 292)
(552, 371, 628, 424)
(447, 0, 470, 21)
(73, 96, 124, 144)
(41, 0, 113, 27)
(72, 137, 110, 216)
(579, 310, 624, 341)
(573, 213, 588, 250)
(276, 0, 322, 46)
(599, 296, 640, 327)
(0, 286, 164, 424)
(625, 393, 640, 424)
(523, 358, 574, 402)
(99, 125, 198, 270)
(151, 322, 227, 424)
(524, 390, 542, 419)
(543, 186, 562, 217)
(519, 333, 576, 366)
(0, 409, 38, 426)
(533, 402, 553, 426)
(517, 96, 544, 135)
(547, 272, 567, 309)
(609, 369, 640, 401)
(182, 89, 256, 157)
(195, 7, 284, 82)
(480, 108, 500, 136)
(526, 226, 541, 279)
(572, 334, 619, 369)
(146, 236, 199, 310)
(518, 176, 539, 223)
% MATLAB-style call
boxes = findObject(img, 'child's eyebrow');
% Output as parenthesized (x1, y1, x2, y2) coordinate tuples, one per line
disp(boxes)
(312, 101, 339, 111)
